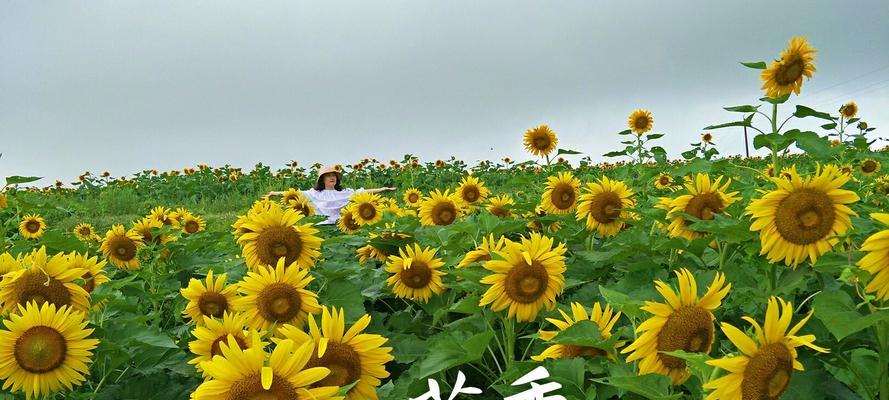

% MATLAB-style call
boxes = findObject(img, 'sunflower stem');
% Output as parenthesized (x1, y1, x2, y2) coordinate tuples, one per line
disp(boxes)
(768, 264, 778, 294)
(877, 319, 889, 400)
(770, 103, 780, 172)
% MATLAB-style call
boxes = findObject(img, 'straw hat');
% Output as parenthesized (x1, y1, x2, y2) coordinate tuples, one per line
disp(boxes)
(315, 165, 343, 187)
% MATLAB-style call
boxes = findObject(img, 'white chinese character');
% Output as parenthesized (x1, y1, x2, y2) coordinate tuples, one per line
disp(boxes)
(409, 371, 483, 400)
(503, 366, 565, 400)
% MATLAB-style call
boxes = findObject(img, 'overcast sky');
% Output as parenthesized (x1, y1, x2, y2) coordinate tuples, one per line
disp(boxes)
(1, 1, 888, 184)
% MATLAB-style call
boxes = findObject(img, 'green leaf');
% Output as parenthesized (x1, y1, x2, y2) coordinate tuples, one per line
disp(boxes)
(603, 150, 628, 157)
(320, 279, 365, 321)
(646, 133, 664, 140)
(661, 350, 714, 383)
(5, 176, 42, 185)
(740, 61, 767, 69)
(412, 330, 493, 378)
(820, 122, 837, 130)
(813, 290, 889, 340)
(794, 131, 842, 160)
(760, 93, 791, 104)
(793, 105, 835, 121)
(593, 374, 681, 400)
(704, 114, 753, 130)
(599, 286, 644, 319)
(556, 148, 582, 155)
(549, 320, 620, 356)
(617, 129, 634, 136)
(723, 105, 760, 113)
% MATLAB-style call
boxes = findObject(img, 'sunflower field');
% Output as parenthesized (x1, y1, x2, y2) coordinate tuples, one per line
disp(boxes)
(1, 36, 888, 400)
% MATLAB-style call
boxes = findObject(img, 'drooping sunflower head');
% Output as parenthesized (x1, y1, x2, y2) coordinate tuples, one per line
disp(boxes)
(486, 194, 516, 218)
(73, 223, 99, 242)
(479, 232, 567, 322)
(234, 258, 321, 332)
(418, 189, 463, 226)
(181, 270, 239, 325)
(702, 132, 714, 144)
(457, 175, 490, 205)
(858, 213, 889, 301)
(839, 101, 858, 119)
(187, 311, 266, 375)
(523, 124, 559, 157)
(100, 224, 145, 270)
(747, 164, 860, 267)
(0, 247, 91, 314)
(576, 176, 636, 237)
(348, 192, 384, 226)
(457, 234, 511, 269)
(859, 158, 881, 176)
(540, 172, 581, 214)
(655, 173, 674, 190)
(532, 302, 622, 361)
(236, 202, 323, 270)
(662, 174, 740, 240)
(384, 243, 447, 303)
(627, 109, 654, 135)
(402, 188, 423, 208)
(704, 297, 828, 400)
(180, 213, 206, 235)
(760, 36, 817, 97)
(337, 208, 362, 234)
(18, 214, 46, 239)
(68, 252, 109, 295)
(0, 302, 100, 400)
(622, 269, 731, 384)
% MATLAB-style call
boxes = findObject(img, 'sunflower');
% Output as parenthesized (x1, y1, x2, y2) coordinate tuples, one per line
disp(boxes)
(747, 164, 859, 267)
(277, 307, 395, 400)
(418, 189, 463, 226)
(72, 223, 99, 242)
(486, 194, 515, 218)
(348, 192, 383, 226)
(860, 159, 881, 176)
(192, 337, 339, 400)
(457, 175, 490, 206)
(148, 206, 177, 227)
(532, 302, 622, 361)
(100, 224, 145, 270)
(0, 192, 6, 208)
(68, 252, 109, 295)
(704, 297, 828, 400)
(19, 214, 46, 239)
(576, 177, 635, 237)
(540, 172, 581, 215)
(170, 207, 190, 224)
(857, 213, 889, 301)
(760, 36, 817, 98)
(702, 132, 714, 144)
(655, 173, 674, 190)
(280, 188, 306, 206)
(523, 124, 558, 157)
(337, 208, 361, 234)
(234, 258, 321, 332)
(236, 202, 323, 270)
(628, 109, 654, 135)
(0, 302, 99, 399)
(622, 269, 731, 384)
(0, 247, 91, 314)
(457, 234, 511, 268)
(0, 253, 22, 284)
(661, 174, 740, 240)
(385, 243, 447, 303)
(180, 212, 207, 235)
(187, 311, 265, 375)
(181, 271, 239, 325)
(839, 101, 858, 119)
(357, 228, 411, 265)
(132, 216, 175, 245)
(479, 233, 566, 322)
(403, 188, 423, 208)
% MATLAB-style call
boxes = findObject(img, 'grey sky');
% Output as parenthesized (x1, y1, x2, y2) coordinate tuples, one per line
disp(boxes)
(2, 1, 888, 184)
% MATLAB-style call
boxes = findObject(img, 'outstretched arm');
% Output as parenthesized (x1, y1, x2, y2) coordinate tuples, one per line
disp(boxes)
(263, 190, 286, 199)
(363, 187, 397, 194)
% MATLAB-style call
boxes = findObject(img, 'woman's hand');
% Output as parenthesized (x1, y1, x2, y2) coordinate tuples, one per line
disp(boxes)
(386, 186, 397, 192)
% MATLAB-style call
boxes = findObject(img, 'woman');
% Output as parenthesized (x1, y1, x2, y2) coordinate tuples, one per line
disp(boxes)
(266, 165, 396, 225)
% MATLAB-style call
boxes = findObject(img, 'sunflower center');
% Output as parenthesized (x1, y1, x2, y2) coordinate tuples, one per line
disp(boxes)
(551, 184, 576, 210)
(255, 226, 304, 267)
(659, 176, 671, 186)
(228, 373, 296, 400)
(862, 160, 877, 173)
(210, 334, 247, 357)
(343, 214, 360, 231)
(504, 261, 549, 303)
(463, 186, 480, 203)
(533, 136, 551, 150)
(358, 204, 376, 220)
(775, 57, 804, 85)
(257, 283, 302, 323)
(185, 220, 200, 234)
(562, 344, 607, 358)
(14, 326, 67, 373)
(684, 192, 724, 225)
(16, 271, 72, 308)
(79, 227, 92, 236)
(108, 236, 138, 261)
(431, 202, 457, 225)
(490, 206, 509, 218)
(81, 272, 96, 293)
(589, 192, 623, 223)
(634, 117, 649, 130)
(198, 292, 229, 318)
(400, 261, 432, 289)
(25, 221, 41, 233)
(656, 306, 714, 370)
(408, 193, 419, 203)
(773, 189, 835, 245)
(741, 343, 793, 400)
(308, 342, 363, 388)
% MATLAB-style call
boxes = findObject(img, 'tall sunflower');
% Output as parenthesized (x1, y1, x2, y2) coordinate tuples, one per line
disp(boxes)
(187, 311, 265, 375)
(540, 172, 581, 215)
(457, 175, 490, 207)
(858, 213, 889, 301)
(418, 189, 463, 226)
(236, 202, 323, 270)
(192, 338, 339, 400)
(73, 223, 100, 242)
(234, 258, 322, 332)
(337, 208, 362, 234)
(0, 247, 91, 314)
(523, 124, 558, 157)
(458, 234, 511, 269)
(622, 269, 731, 384)
(661, 174, 740, 240)
(68, 252, 109, 295)
(278, 307, 395, 400)
(576, 177, 635, 237)
(860, 159, 881, 176)
(402, 188, 423, 208)
(100, 224, 145, 270)
(479, 233, 566, 322)
(532, 302, 622, 361)
(486, 194, 515, 218)
(839, 101, 858, 119)
(0, 302, 99, 400)
(628, 109, 654, 135)
(760, 36, 817, 98)
(181, 270, 239, 325)
(180, 212, 206, 235)
(348, 192, 384, 226)
(19, 214, 46, 239)
(704, 297, 828, 400)
(385, 243, 447, 303)
(747, 164, 859, 267)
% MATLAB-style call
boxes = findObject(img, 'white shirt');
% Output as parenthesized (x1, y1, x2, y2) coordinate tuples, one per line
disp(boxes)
(301, 188, 364, 225)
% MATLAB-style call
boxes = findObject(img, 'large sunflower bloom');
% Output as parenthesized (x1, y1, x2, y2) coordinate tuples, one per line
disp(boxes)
(236, 202, 323, 270)
(540, 172, 581, 215)
(0, 302, 99, 399)
(0, 247, 91, 314)
(486, 194, 515, 218)
(348, 192, 384, 226)
(234, 258, 322, 332)
(523, 124, 558, 157)
(457, 175, 490, 207)
(479, 233, 567, 322)
(100, 224, 145, 270)
(187, 311, 265, 376)
(418, 189, 463, 226)
(180, 212, 207, 235)
(747, 164, 859, 267)
(277, 307, 395, 400)
(661, 174, 740, 240)
(532, 302, 622, 361)
(704, 297, 828, 400)
(839, 101, 858, 120)
(181, 270, 239, 325)
(337, 208, 361, 234)
(68, 252, 109, 295)
(628, 109, 654, 135)
(858, 213, 889, 300)
(760, 36, 817, 98)
(576, 177, 635, 237)
(622, 269, 731, 384)
(19, 214, 46, 239)
(385, 243, 446, 303)
(457, 234, 511, 269)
